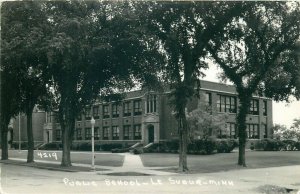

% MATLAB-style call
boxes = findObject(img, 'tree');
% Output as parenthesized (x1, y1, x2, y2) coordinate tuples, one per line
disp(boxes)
(140, 1, 248, 172)
(272, 124, 288, 140)
(1, 1, 51, 163)
(186, 93, 228, 139)
(207, 2, 300, 166)
(0, 66, 20, 160)
(46, 1, 162, 166)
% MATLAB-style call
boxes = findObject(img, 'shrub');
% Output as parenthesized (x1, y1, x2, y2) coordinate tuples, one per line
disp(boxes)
(78, 142, 91, 151)
(188, 137, 217, 155)
(101, 143, 123, 151)
(111, 148, 130, 153)
(216, 139, 238, 153)
(12, 142, 28, 150)
(165, 140, 179, 152)
(39, 142, 61, 150)
(254, 138, 285, 151)
(282, 140, 298, 151)
(133, 147, 143, 155)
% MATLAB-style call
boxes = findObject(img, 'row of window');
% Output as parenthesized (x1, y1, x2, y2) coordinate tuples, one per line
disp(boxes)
(80, 100, 143, 120)
(217, 123, 268, 139)
(205, 93, 267, 116)
(55, 125, 142, 141)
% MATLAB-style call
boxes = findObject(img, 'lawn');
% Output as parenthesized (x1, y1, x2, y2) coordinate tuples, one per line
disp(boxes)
(7, 150, 125, 167)
(140, 151, 300, 173)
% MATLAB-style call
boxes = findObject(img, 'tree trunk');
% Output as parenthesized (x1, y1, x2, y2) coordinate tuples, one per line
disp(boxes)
(237, 94, 251, 167)
(61, 125, 72, 167)
(26, 110, 34, 163)
(178, 114, 189, 172)
(178, 125, 188, 172)
(1, 124, 8, 160)
(60, 107, 75, 167)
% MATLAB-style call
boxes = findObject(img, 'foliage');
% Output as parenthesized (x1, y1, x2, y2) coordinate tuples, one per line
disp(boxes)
(188, 138, 217, 155)
(215, 139, 238, 153)
(207, 2, 300, 166)
(273, 119, 300, 141)
(186, 99, 228, 139)
(138, 1, 247, 172)
(100, 143, 123, 151)
(39, 142, 62, 150)
(254, 138, 285, 151)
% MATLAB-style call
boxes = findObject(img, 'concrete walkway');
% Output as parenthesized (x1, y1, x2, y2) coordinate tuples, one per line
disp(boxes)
(9, 153, 178, 176)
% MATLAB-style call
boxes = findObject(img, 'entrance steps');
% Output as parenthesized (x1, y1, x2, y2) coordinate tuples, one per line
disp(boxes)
(143, 142, 154, 149)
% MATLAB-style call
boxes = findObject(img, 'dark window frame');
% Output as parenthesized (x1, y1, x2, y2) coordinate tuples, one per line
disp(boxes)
(249, 99, 259, 115)
(103, 127, 109, 140)
(247, 124, 259, 139)
(112, 104, 119, 118)
(85, 128, 91, 140)
(134, 100, 142, 115)
(103, 105, 110, 119)
(76, 128, 82, 140)
(123, 101, 131, 117)
(217, 95, 237, 113)
(134, 124, 142, 140)
(112, 126, 120, 140)
(55, 130, 61, 141)
(123, 125, 130, 140)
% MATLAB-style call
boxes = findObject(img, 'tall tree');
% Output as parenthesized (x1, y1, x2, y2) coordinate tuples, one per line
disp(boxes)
(46, 1, 161, 166)
(140, 1, 247, 172)
(1, 1, 50, 163)
(207, 2, 300, 166)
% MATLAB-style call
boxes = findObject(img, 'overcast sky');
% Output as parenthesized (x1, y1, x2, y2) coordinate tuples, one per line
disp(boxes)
(202, 63, 300, 128)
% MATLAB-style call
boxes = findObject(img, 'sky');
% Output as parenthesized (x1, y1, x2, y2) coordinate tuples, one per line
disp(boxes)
(202, 63, 300, 128)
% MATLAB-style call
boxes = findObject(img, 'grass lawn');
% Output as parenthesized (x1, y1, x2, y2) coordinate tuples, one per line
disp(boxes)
(7, 150, 125, 167)
(140, 151, 300, 173)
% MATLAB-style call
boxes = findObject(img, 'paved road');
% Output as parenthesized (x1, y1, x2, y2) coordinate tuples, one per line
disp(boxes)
(1, 162, 300, 194)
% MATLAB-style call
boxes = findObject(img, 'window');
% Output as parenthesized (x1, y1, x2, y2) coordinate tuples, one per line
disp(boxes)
(76, 128, 82, 140)
(228, 123, 237, 139)
(85, 128, 91, 140)
(93, 106, 100, 119)
(217, 95, 237, 113)
(112, 126, 120, 140)
(263, 100, 267, 116)
(55, 130, 61, 141)
(123, 101, 131, 117)
(204, 93, 212, 106)
(134, 100, 142, 115)
(103, 105, 109, 119)
(146, 94, 157, 113)
(134, 124, 142, 140)
(247, 124, 259, 139)
(103, 127, 109, 140)
(94, 127, 100, 140)
(123, 125, 131, 140)
(112, 104, 119, 118)
(249, 99, 259, 115)
(262, 124, 267, 138)
(85, 107, 92, 120)
(204, 93, 212, 114)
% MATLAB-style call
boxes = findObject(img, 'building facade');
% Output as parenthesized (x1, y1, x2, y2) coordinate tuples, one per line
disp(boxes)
(12, 80, 273, 147)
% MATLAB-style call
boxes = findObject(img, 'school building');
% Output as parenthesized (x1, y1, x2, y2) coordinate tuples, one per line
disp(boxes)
(11, 80, 273, 147)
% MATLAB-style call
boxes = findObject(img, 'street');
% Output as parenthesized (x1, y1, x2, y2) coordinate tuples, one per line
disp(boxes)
(1, 162, 300, 194)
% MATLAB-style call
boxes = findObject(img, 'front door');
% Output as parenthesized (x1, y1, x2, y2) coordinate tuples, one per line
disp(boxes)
(148, 126, 154, 143)
(47, 131, 50, 143)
